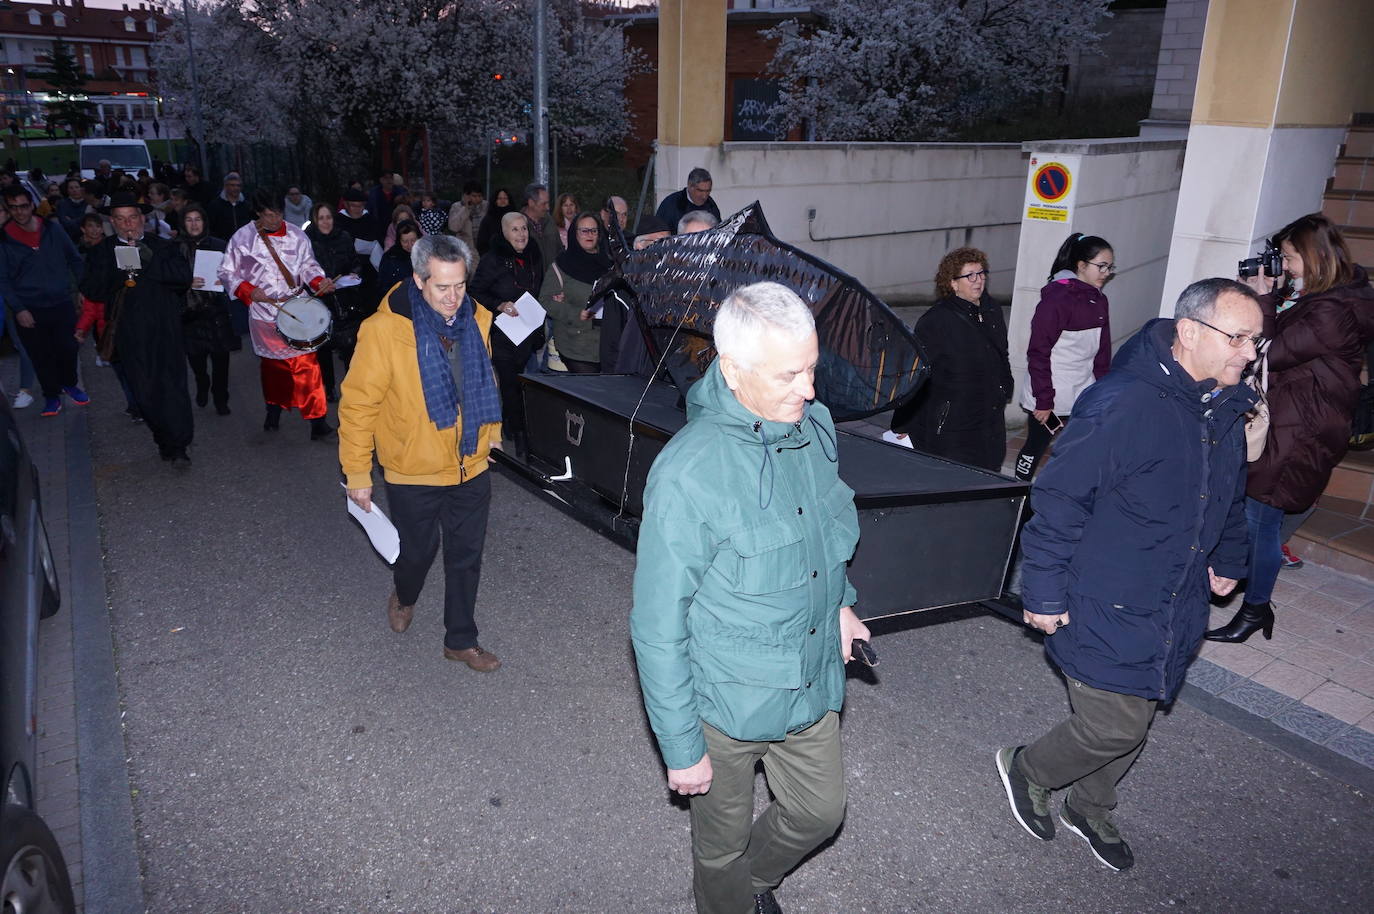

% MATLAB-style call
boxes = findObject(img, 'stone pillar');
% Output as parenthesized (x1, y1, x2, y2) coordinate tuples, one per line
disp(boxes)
(655, 0, 727, 212)
(1139, 0, 1210, 139)
(1158, 0, 1374, 313)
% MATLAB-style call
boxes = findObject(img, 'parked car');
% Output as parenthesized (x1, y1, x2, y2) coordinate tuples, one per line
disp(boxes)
(0, 393, 76, 911)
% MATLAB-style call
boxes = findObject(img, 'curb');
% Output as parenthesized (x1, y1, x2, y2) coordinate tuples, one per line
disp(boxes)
(66, 407, 144, 913)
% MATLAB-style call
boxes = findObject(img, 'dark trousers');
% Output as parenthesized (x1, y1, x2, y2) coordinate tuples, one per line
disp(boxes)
(1018, 677, 1157, 819)
(386, 472, 492, 651)
(316, 341, 337, 395)
(563, 357, 599, 374)
(691, 712, 846, 914)
(15, 305, 78, 398)
(490, 329, 544, 436)
(1013, 412, 1065, 481)
(186, 350, 230, 409)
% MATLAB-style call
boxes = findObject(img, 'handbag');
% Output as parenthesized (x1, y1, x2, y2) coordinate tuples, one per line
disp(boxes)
(1245, 350, 1270, 463)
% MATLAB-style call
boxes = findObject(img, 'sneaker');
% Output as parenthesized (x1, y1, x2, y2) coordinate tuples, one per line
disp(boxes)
(1280, 544, 1303, 570)
(62, 385, 90, 405)
(1059, 795, 1134, 871)
(995, 746, 1055, 840)
(40, 397, 62, 417)
(12, 388, 34, 409)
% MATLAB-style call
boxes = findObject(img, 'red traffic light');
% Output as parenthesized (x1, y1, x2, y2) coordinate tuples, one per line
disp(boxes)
(492, 73, 503, 81)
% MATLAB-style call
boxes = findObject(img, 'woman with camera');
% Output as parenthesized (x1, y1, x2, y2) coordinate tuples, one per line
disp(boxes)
(889, 246, 1012, 470)
(1012, 232, 1115, 480)
(1207, 213, 1374, 643)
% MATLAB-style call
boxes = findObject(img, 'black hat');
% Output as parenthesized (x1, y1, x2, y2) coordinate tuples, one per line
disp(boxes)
(631, 214, 669, 237)
(99, 191, 151, 215)
(343, 188, 366, 202)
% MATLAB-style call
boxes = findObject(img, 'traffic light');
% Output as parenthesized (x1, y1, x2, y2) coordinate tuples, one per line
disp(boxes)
(492, 72, 504, 81)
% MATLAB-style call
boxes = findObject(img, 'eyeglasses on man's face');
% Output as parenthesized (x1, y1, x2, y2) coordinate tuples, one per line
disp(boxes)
(1191, 317, 1265, 350)
(1088, 260, 1116, 274)
(954, 269, 988, 282)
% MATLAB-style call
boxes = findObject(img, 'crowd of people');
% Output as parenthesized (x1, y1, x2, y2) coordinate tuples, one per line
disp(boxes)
(6, 148, 1374, 911)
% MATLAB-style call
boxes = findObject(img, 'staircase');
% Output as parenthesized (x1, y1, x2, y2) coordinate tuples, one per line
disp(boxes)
(1289, 114, 1374, 576)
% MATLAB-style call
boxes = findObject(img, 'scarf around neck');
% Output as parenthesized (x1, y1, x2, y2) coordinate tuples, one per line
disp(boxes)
(409, 281, 502, 456)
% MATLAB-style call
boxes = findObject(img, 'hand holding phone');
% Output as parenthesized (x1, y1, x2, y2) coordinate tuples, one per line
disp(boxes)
(1042, 413, 1064, 434)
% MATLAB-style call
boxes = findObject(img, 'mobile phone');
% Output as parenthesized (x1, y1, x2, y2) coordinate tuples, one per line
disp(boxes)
(1042, 413, 1064, 434)
(851, 639, 878, 668)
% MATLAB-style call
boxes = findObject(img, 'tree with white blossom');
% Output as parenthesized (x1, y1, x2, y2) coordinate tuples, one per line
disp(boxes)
(765, 0, 1112, 142)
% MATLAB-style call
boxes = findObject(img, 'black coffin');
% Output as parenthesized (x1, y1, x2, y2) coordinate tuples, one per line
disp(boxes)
(517, 373, 1028, 620)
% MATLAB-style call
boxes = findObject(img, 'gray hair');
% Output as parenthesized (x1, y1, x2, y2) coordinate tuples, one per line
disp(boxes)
(715, 282, 815, 370)
(687, 167, 712, 187)
(1174, 277, 1259, 323)
(412, 233, 474, 281)
(223, 171, 241, 184)
(523, 182, 547, 207)
(678, 210, 719, 233)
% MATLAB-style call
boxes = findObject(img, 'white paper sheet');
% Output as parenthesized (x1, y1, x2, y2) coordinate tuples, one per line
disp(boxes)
(334, 274, 362, 289)
(354, 238, 375, 255)
(494, 292, 548, 346)
(193, 250, 224, 293)
(345, 492, 400, 564)
(882, 430, 915, 449)
(368, 241, 383, 271)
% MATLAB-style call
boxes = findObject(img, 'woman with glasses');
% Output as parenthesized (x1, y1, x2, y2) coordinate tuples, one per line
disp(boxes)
(539, 212, 611, 374)
(1207, 214, 1374, 643)
(1013, 232, 1114, 480)
(890, 247, 1012, 470)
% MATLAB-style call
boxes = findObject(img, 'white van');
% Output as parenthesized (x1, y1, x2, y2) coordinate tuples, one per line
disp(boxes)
(78, 138, 153, 180)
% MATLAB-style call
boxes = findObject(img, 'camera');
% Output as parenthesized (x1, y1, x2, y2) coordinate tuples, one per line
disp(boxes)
(1239, 239, 1283, 278)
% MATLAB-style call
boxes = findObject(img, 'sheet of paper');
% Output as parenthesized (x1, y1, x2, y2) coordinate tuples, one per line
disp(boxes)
(882, 430, 915, 449)
(368, 241, 383, 271)
(345, 492, 400, 564)
(354, 238, 374, 255)
(591, 303, 604, 319)
(115, 245, 141, 271)
(334, 273, 362, 289)
(193, 250, 224, 293)
(494, 292, 548, 346)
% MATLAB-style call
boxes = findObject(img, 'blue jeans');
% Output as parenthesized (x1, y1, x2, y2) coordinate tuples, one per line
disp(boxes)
(1245, 497, 1285, 604)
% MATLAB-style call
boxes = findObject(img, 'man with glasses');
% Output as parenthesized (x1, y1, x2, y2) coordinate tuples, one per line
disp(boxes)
(656, 167, 722, 235)
(207, 171, 251, 244)
(0, 184, 87, 416)
(997, 277, 1262, 871)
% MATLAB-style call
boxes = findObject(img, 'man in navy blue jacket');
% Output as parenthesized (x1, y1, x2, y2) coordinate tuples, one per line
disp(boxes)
(996, 277, 1263, 871)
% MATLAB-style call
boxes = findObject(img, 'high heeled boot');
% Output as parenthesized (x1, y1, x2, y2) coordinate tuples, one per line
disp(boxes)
(1204, 601, 1275, 643)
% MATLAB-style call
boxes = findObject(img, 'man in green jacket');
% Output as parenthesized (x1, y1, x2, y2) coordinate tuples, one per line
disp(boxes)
(630, 282, 870, 914)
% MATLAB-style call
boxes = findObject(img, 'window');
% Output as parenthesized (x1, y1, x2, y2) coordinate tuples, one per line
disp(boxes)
(53, 12, 66, 28)
(28, 11, 40, 26)
(124, 17, 136, 32)
(146, 19, 157, 34)
(82, 48, 93, 75)
(131, 47, 146, 68)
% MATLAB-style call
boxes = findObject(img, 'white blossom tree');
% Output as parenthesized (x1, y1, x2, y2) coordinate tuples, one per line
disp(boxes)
(765, 0, 1112, 141)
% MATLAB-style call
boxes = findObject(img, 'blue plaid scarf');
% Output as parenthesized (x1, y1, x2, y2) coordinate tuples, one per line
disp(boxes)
(410, 282, 502, 456)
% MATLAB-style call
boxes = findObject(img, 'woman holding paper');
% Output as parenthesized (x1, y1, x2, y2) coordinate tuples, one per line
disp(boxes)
(179, 203, 236, 415)
(539, 212, 609, 373)
(470, 211, 545, 455)
(306, 201, 364, 389)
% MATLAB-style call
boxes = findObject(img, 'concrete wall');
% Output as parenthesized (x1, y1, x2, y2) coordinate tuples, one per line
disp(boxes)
(657, 142, 1028, 303)
(1007, 138, 1188, 411)
(1148, 0, 1210, 122)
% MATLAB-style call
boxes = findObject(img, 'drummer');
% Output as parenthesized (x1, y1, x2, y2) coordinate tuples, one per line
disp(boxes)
(220, 188, 338, 439)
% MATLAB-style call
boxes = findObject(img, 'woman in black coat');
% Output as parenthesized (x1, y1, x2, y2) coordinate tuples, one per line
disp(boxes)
(890, 246, 1012, 471)
(470, 211, 545, 452)
(474, 187, 516, 256)
(178, 203, 236, 415)
(376, 220, 421, 293)
(305, 201, 364, 386)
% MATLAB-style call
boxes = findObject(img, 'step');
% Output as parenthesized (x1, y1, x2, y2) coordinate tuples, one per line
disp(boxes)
(1325, 448, 1374, 505)
(1345, 127, 1374, 159)
(1330, 157, 1374, 194)
(1290, 507, 1374, 580)
(1345, 226, 1374, 269)
(1322, 191, 1374, 227)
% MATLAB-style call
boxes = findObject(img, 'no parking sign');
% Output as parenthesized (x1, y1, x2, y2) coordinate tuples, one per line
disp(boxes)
(1024, 155, 1080, 223)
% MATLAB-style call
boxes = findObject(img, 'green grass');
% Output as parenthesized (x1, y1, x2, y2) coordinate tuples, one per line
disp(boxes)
(4, 137, 185, 180)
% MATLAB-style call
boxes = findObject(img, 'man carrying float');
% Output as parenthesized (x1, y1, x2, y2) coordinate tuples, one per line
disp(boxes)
(220, 188, 339, 440)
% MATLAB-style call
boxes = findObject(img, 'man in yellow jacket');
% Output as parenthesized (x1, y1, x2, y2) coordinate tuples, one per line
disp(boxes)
(339, 234, 505, 671)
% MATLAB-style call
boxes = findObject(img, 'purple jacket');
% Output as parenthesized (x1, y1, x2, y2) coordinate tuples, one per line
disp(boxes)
(1021, 273, 1112, 413)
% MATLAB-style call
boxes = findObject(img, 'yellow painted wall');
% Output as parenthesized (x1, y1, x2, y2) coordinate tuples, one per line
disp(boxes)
(657, 0, 727, 147)
(1275, 0, 1374, 126)
(1194, 0, 1374, 129)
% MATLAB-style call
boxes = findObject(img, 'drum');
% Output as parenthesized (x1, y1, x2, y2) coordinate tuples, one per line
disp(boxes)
(274, 294, 333, 352)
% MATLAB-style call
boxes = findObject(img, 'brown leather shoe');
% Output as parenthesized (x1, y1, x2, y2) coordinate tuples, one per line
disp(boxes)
(443, 645, 501, 672)
(386, 592, 413, 633)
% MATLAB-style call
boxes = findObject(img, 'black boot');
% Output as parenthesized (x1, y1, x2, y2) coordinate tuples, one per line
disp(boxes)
(1205, 601, 1274, 643)
(310, 417, 336, 441)
(264, 404, 282, 431)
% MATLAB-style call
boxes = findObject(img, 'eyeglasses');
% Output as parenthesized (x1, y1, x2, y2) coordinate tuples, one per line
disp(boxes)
(1088, 261, 1116, 274)
(576, 227, 599, 235)
(954, 269, 988, 282)
(1191, 317, 1266, 350)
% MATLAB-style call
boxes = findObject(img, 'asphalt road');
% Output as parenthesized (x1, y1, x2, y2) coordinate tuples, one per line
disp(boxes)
(78, 354, 1373, 913)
